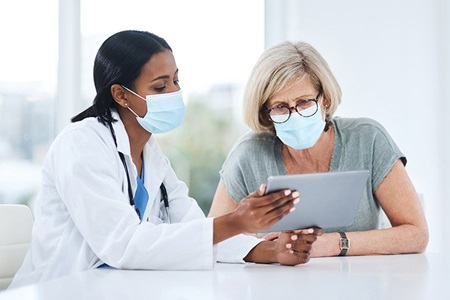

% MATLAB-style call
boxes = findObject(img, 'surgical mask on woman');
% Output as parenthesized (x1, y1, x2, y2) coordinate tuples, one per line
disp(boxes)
(122, 86, 185, 134)
(273, 105, 325, 150)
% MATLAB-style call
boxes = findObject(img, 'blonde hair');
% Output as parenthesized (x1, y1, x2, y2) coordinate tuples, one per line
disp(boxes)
(243, 41, 342, 132)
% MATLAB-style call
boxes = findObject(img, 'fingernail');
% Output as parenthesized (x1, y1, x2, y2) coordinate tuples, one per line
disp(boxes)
(289, 207, 296, 212)
(291, 235, 298, 241)
(284, 190, 291, 196)
(286, 243, 292, 249)
(289, 250, 294, 254)
(293, 198, 300, 204)
(307, 228, 314, 233)
(292, 191, 299, 198)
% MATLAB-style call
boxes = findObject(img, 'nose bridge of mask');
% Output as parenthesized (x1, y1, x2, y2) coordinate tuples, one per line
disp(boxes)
(145, 90, 182, 101)
(288, 106, 321, 128)
(146, 91, 184, 112)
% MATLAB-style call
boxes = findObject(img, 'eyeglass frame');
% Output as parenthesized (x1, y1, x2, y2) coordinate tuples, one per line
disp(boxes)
(265, 93, 321, 124)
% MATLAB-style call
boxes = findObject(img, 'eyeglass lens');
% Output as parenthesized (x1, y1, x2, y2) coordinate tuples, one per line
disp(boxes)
(269, 100, 318, 123)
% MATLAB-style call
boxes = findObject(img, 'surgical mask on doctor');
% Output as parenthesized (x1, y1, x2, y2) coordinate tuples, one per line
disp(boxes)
(272, 105, 326, 150)
(122, 86, 185, 134)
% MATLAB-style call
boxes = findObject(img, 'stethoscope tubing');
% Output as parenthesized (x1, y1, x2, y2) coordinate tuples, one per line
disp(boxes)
(107, 121, 170, 223)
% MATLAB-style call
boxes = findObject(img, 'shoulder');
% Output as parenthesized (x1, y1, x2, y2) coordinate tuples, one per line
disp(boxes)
(49, 118, 114, 158)
(333, 116, 386, 131)
(229, 130, 278, 154)
(55, 118, 110, 143)
(222, 130, 279, 173)
(333, 116, 405, 162)
(333, 117, 391, 138)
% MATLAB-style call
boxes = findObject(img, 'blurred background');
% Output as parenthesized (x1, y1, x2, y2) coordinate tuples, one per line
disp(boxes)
(0, 0, 448, 253)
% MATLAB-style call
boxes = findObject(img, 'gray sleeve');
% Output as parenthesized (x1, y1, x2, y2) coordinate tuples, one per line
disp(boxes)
(219, 132, 282, 202)
(327, 117, 406, 231)
(367, 120, 405, 191)
(219, 148, 249, 202)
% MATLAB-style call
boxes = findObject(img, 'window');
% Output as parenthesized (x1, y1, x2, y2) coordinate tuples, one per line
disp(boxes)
(0, 0, 264, 214)
(0, 0, 58, 206)
(80, 0, 264, 213)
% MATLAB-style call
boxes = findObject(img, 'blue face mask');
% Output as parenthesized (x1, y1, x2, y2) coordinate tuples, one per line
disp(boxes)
(273, 105, 325, 150)
(122, 86, 185, 134)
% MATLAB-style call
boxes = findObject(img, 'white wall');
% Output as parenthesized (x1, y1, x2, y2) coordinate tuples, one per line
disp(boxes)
(265, 0, 450, 252)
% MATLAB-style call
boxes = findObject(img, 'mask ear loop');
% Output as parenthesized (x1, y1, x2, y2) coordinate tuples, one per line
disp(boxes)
(121, 85, 146, 118)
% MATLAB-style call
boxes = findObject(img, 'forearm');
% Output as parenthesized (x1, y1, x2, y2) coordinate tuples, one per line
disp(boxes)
(212, 213, 242, 244)
(313, 225, 429, 257)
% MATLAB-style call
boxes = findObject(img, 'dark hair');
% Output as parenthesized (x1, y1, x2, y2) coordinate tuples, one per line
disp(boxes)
(71, 30, 172, 124)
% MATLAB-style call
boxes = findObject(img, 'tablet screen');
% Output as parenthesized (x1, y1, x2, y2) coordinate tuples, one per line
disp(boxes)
(262, 170, 369, 232)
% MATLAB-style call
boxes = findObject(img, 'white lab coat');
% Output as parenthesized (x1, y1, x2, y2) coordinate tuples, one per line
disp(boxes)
(9, 112, 261, 288)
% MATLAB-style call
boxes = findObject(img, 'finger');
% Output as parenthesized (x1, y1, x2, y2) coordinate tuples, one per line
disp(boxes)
(293, 233, 319, 244)
(263, 231, 281, 241)
(262, 191, 299, 213)
(249, 184, 267, 198)
(258, 184, 266, 196)
(296, 227, 323, 235)
(247, 183, 268, 198)
(286, 251, 311, 264)
(290, 242, 313, 253)
(314, 227, 324, 236)
(244, 188, 294, 209)
(266, 201, 296, 217)
(266, 201, 296, 225)
(257, 189, 297, 208)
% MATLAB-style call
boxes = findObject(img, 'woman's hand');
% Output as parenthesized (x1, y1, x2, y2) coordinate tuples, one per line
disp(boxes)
(274, 228, 323, 265)
(230, 184, 299, 234)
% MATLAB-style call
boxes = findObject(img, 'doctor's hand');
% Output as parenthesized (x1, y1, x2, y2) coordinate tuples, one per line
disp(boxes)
(212, 184, 298, 245)
(274, 228, 323, 266)
(243, 228, 323, 265)
(230, 184, 299, 234)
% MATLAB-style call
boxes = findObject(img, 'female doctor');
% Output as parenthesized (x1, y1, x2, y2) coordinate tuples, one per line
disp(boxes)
(9, 30, 322, 288)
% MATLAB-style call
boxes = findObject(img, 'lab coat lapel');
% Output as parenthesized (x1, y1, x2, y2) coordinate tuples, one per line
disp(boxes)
(142, 136, 168, 218)
(110, 115, 131, 157)
(110, 112, 137, 198)
(110, 111, 168, 219)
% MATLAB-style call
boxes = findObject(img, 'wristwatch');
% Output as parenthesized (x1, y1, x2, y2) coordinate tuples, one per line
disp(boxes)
(338, 232, 350, 256)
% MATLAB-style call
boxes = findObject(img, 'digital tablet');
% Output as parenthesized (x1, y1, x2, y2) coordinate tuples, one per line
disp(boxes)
(262, 170, 370, 232)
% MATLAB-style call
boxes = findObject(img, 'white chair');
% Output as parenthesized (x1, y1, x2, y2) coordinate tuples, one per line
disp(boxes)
(0, 204, 33, 290)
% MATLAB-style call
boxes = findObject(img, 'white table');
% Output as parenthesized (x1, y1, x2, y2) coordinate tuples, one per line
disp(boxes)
(1, 253, 449, 300)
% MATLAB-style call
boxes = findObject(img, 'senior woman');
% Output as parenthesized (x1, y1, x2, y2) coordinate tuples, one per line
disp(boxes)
(208, 41, 429, 257)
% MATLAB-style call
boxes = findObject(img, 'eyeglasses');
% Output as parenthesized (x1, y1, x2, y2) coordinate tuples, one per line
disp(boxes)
(266, 93, 320, 124)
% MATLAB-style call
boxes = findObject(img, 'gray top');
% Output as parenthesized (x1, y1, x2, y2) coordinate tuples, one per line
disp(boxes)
(220, 117, 405, 232)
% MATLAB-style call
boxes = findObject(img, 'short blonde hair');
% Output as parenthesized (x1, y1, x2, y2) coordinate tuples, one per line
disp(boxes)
(243, 41, 342, 132)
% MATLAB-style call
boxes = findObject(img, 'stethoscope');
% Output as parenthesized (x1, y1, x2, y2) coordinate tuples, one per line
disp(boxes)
(107, 122, 170, 223)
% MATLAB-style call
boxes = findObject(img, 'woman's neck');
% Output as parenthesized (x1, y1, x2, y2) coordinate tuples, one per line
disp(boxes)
(283, 125, 335, 174)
